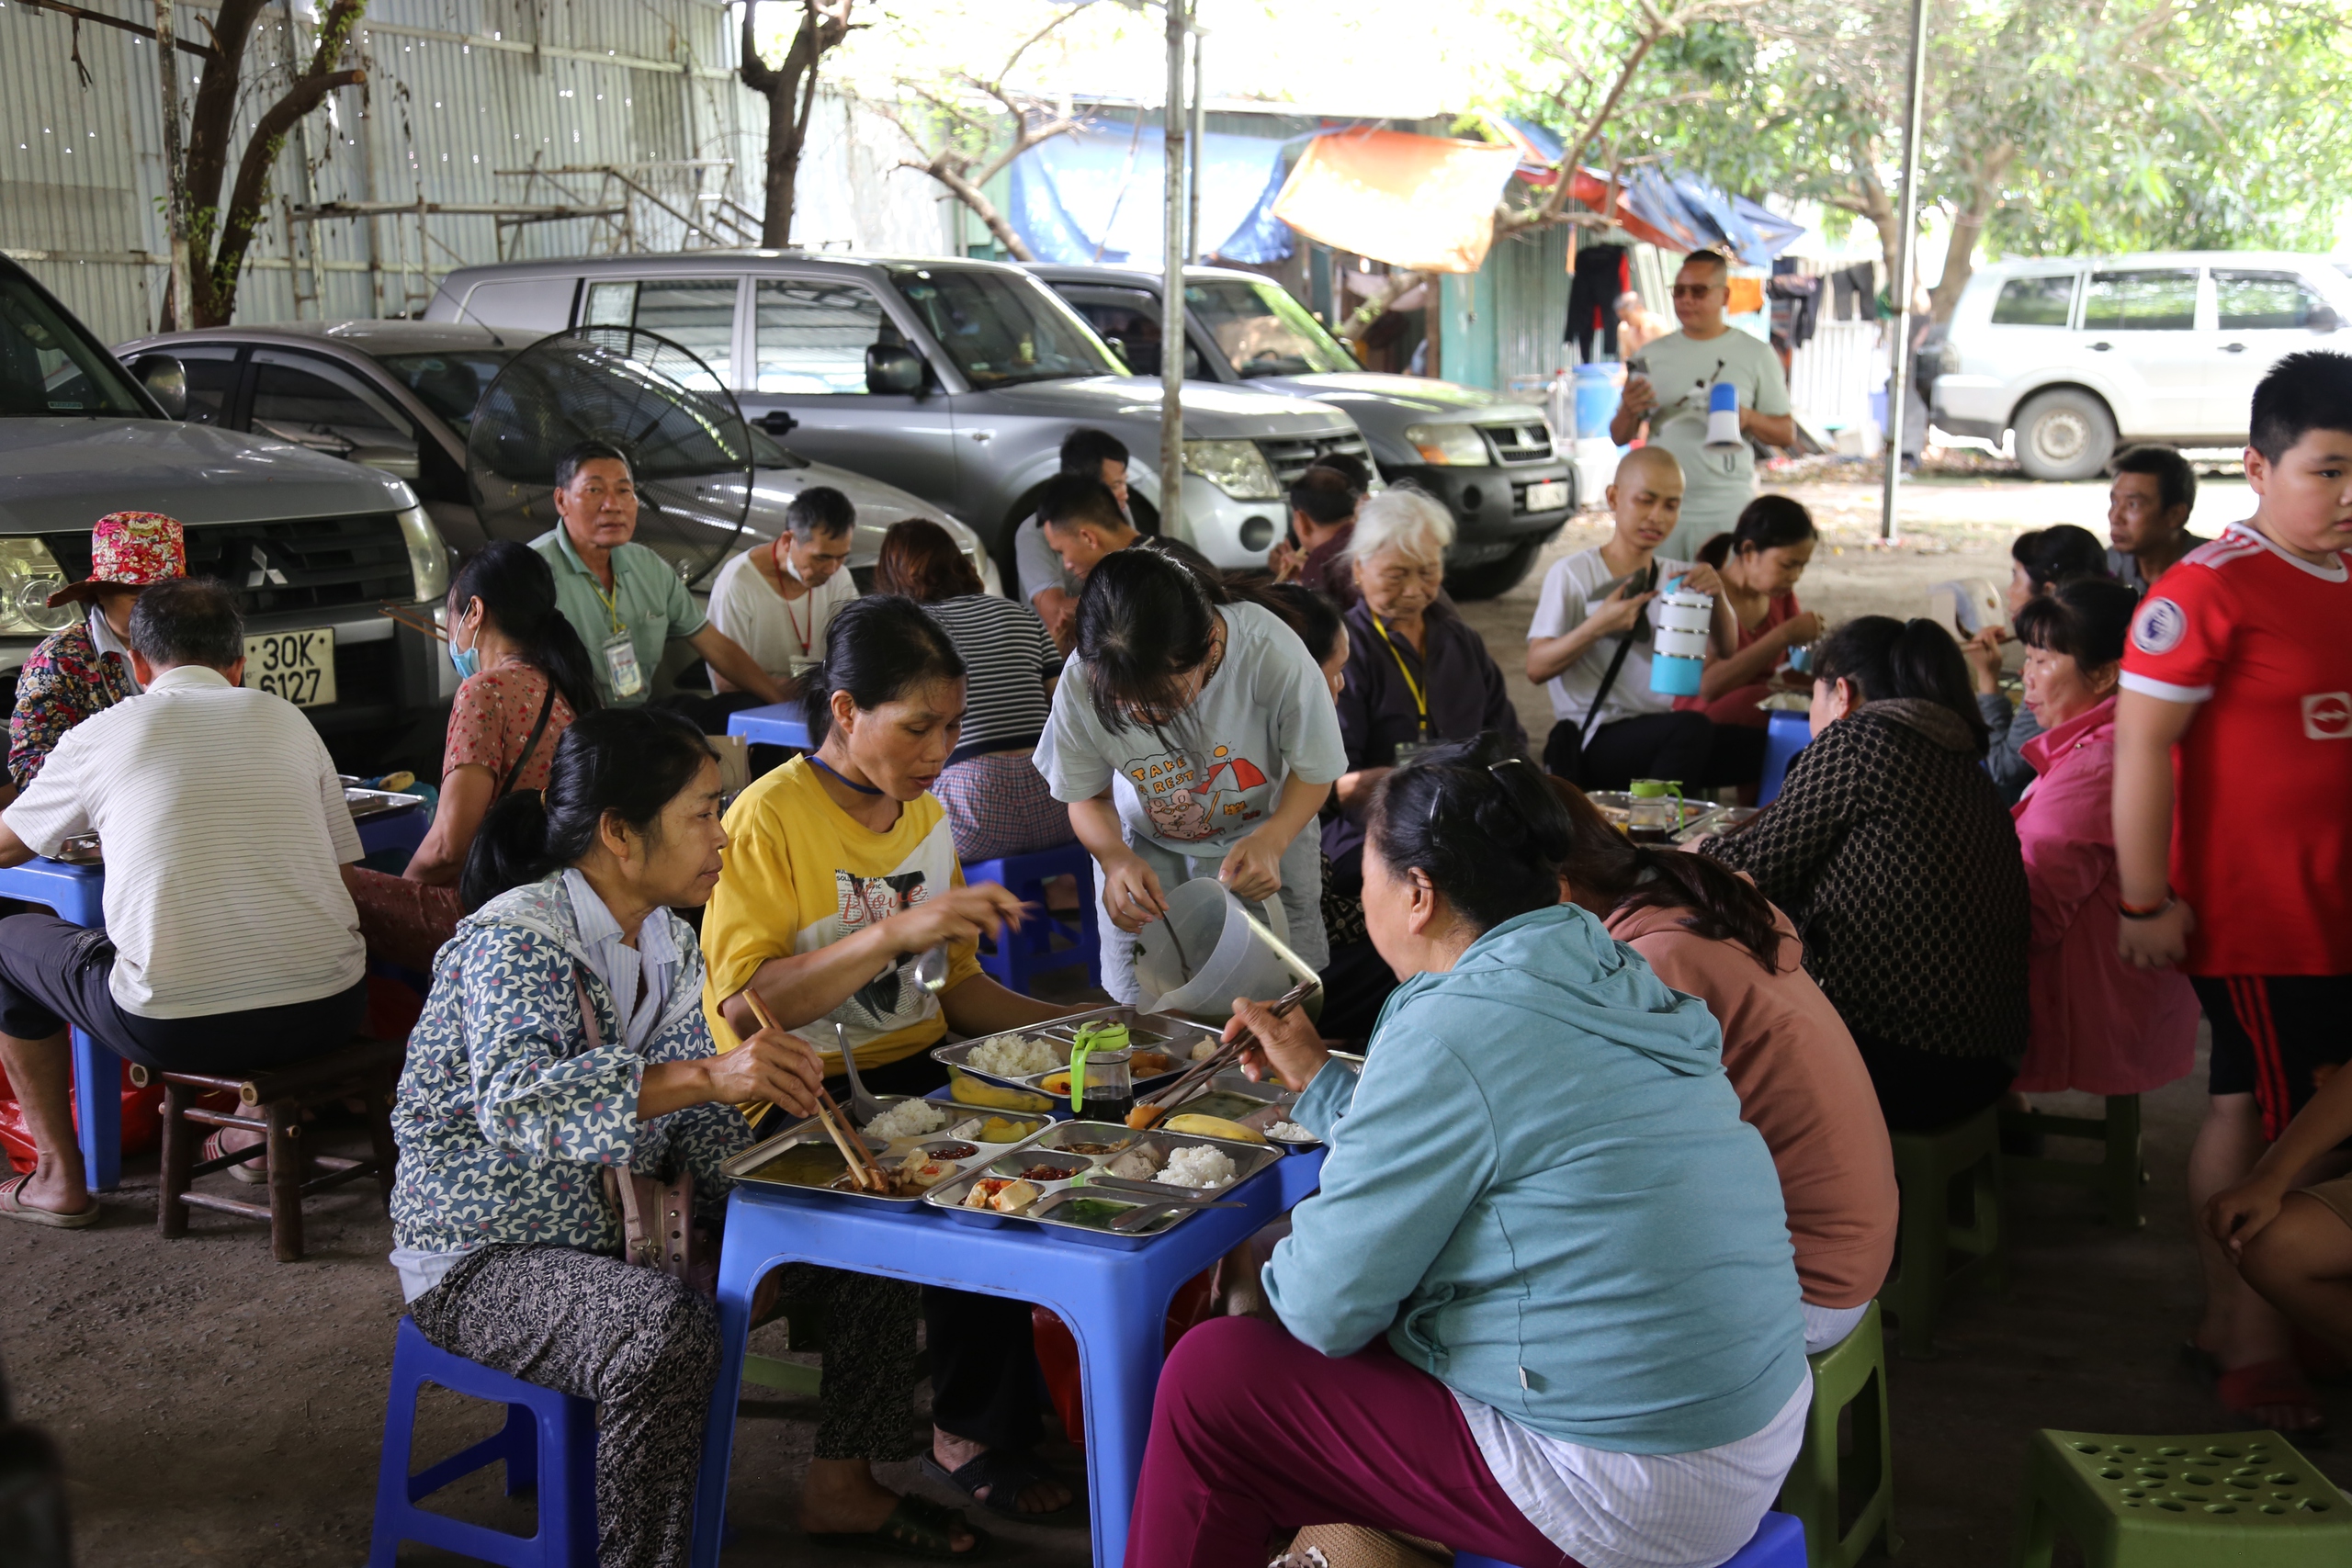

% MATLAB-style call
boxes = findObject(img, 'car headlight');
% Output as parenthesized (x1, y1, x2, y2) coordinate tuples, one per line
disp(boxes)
(395, 504, 450, 603)
(1404, 423, 1489, 466)
(0, 538, 79, 637)
(1182, 439, 1283, 501)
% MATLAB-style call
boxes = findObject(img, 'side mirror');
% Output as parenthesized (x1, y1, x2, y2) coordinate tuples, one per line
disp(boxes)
(865, 344, 924, 396)
(349, 444, 422, 480)
(758, 409, 798, 436)
(2311, 304, 2341, 334)
(131, 354, 187, 419)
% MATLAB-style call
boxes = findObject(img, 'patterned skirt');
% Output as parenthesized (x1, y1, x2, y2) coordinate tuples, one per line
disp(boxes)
(933, 751, 1073, 863)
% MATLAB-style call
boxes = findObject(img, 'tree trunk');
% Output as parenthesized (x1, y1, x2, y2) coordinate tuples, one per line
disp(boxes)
(930, 162, 1034, 261)
(741, 1, 848, 249)
(1928, 141, 2015, 321)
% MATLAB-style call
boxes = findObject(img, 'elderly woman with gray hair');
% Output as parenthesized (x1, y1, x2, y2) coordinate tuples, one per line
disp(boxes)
(1316, 489, 1528, 1036)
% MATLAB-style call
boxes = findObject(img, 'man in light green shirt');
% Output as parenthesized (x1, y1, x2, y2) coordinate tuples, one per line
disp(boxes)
(1612, 250, 1795, 562)
(531, 443, 786, 709)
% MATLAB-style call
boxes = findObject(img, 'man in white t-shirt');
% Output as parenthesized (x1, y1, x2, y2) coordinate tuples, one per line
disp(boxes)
(707, 484, 857, 697)
(1611, 249, 1795, 562)
(0, 579, 367, 1228)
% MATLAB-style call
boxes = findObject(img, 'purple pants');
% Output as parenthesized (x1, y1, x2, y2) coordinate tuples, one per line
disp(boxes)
(1126, 1314, 1580, 1568)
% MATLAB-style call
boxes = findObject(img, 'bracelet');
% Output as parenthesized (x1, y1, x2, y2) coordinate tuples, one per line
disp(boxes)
(2118, 892, 2177, 921)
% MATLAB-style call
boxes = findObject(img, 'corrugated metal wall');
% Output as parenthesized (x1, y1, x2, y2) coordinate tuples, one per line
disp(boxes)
(0, 0, 951, 344)
(1435, 223, 1571, 392)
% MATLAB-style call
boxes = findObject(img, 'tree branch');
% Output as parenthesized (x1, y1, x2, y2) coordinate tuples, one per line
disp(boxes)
(6, 0, 216, 61)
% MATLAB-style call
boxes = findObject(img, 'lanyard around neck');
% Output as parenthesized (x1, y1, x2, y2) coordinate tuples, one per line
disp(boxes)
(1370, 613, 1429, 739)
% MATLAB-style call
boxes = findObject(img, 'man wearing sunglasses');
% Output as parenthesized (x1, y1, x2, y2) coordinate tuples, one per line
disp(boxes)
(1611, 250, 1795, 561)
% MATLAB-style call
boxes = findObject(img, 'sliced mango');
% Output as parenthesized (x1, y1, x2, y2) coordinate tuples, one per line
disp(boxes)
(1164, 1113, 1268, 1145)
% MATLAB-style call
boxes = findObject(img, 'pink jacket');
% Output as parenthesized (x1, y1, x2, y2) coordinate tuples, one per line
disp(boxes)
(2008, 696, 2199, 1095)
(1607, 898, 1896, 1309)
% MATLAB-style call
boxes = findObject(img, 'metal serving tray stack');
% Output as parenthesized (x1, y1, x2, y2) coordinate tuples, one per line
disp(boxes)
(719, 1093, 1055, 1211)
(931, 1005, 1219, 1111)
(922, 1119, 1284, 1250)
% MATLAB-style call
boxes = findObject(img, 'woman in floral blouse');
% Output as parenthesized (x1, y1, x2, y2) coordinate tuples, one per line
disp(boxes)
(391, 708, 987, 1566)
(6, 511, 185, 791)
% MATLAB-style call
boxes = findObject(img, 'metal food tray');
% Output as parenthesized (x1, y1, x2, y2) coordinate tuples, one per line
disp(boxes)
(52, 832, 103, 866)
(721, 1094, 1037, 1210)
(921, 1118, 1282, 1248)
(1148, 1070, 1319, 1149)
(345, 786, 427, 819)
(1585, 790, 1715, 836)
(931, 1005, 1217, 1100)
(1678, 805, 1758, 843)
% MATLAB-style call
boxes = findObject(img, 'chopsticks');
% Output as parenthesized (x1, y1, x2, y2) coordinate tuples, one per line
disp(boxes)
(1126, 978, 1320, 1129)
(378, 604, 447, 642)
(744, 992, 889, 1194)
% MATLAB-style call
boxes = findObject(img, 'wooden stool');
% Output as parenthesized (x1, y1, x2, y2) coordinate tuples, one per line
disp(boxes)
(2002, 1094, 2144, 1229)
(1880, 1104, 2007, 1358)
(137, 1038, 403, 1262)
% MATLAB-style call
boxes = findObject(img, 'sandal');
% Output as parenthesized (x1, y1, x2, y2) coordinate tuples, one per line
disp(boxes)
(202, 1128, 267, 1184)
(2217, 1357, 2330, 1440)
(0, 1170, 99, 1229)
(808, 1494, 990, 1560)
(920, 1449, 1079, 1521)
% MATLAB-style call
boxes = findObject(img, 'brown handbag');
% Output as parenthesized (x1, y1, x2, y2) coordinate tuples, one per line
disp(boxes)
(576, 971, 718, 1296)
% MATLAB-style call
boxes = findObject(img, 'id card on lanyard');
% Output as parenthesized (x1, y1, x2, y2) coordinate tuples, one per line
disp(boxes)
(1371, 613, 1430, 759)
(592, 578, 647, 700)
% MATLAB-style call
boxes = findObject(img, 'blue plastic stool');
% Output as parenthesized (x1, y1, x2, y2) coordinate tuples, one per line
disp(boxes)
(961, 843, 1101, 993)
(1457, 1510, 1807, 1568)
(1758, 710, 1813, 805)
(368, 1317, 598, 1567)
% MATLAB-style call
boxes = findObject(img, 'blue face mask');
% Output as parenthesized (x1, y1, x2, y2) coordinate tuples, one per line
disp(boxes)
(448, 629, 480, 681)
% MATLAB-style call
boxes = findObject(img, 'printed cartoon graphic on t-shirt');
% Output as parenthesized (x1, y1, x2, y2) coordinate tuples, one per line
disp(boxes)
(1122, 741, 1270, 843)
(833, 868, 930, 1025)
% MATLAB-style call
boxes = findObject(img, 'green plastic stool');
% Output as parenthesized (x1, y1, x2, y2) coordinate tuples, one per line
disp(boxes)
(2014, 1429, 2352, 1566)
(1777, 1301, 1898, 1568)
(2002, 1094, 2143, 1229)
(1879, 1104, 2006, 1358)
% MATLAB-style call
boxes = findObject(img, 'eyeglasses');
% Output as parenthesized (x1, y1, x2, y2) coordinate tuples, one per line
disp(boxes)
(1670, 283, 1722, 300)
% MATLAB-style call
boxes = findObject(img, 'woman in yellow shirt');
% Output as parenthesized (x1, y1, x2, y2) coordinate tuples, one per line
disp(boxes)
(702, 592, 1079, 1519)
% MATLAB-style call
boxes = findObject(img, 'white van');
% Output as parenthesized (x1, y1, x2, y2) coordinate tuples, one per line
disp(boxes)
(1930, 252, 2352, 479)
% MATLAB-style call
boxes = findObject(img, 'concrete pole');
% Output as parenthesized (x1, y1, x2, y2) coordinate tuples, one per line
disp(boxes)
(1159, 0, 1188, 542)
(1878, 0, 1930, 540)
(154, 0, 195, 329)
(1188, 28, 1205, 263)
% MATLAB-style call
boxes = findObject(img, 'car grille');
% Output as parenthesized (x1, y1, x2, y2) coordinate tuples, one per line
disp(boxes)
(1480, 421, 1556, 464)
(1258, 431, 1376, 490)
(44, 513, 417, 615)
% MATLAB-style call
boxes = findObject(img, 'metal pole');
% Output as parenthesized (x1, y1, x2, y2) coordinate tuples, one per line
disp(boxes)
(1159, 0, 1188, 544)
(154, 0, 195, 329)
(1187, 27, 1205, 263)
(1878, 0, 1930, 540)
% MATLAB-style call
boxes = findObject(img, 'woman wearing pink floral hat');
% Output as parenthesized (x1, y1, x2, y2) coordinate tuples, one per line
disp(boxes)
(6, 512, 186, 793)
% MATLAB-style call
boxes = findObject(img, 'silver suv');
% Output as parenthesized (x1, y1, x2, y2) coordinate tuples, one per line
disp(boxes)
(0, 256, 451, 760)
(1030, 264, 1576, 596)
(424, 253, 1371, 571)
(1931, 251, 2352, 479)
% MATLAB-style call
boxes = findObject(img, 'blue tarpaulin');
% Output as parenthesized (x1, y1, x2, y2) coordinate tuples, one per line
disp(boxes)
(1007, 122, 1295, 266)
(1482, 116, 1805, 267)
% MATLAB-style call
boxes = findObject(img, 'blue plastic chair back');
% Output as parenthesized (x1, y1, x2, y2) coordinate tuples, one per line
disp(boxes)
(961, 842, 1100, 994)
(1758, 709, 1812, 806)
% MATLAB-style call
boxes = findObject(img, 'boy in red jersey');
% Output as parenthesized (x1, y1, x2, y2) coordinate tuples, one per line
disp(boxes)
(2113, 350, 2352, 1434)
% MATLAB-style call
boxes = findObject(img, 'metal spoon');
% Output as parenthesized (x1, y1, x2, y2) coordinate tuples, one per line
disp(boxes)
(831, 1020, 883, 1127)
(913, 942, 951, 994)
(1112, 1196, 1244, 1232)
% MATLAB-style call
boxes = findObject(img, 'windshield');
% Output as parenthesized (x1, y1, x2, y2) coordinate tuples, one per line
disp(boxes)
(1186, 278, 1355, 378)
(373, 349, 516, 437)
(887, 266, 1125, 388)
(0, 271, 149, 416)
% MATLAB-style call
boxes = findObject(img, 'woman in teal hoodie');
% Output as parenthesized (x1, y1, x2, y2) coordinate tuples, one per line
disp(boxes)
(1127, 735, 1809, 1568)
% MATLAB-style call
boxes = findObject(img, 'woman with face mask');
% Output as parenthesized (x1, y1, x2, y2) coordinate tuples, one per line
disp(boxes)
(347, 540, 603, 972)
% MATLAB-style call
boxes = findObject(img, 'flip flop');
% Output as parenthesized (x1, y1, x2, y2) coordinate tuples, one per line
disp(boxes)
(808, 1494, 990, 1561)
(2217, 1357, 2330, 1441)
(920, 1450, 1080, 1521)
(0, 1170, 99, 1229)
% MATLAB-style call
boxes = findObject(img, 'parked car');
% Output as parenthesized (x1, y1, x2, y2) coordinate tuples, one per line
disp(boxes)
(1028, 263, 1576, 596)
(112, 320, 996, 594)
(0, 255, 452, 763)
(422, 253, 1373, 573)
(1930, 251, 2352, 479)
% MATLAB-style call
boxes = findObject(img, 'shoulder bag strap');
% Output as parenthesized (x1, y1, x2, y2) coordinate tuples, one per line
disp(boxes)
(499, 680, 560, 799)
(1576, 561, 1659, 749)
(579, 967, 707, 1290)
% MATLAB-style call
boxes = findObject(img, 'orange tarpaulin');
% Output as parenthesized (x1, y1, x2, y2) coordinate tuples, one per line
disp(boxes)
(1271, 130, 1525, 275)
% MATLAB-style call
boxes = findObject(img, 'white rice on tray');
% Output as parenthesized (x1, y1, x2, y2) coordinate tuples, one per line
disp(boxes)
(1160, 1145, 1238, 1190)
(863, 1098, 949, 1142)
(1265, 1121, 1314, 1142)
(965, 1033, 1059, 1078)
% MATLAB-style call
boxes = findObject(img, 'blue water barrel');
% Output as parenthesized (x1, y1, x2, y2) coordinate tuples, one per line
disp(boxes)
(1573, 364, 1623, 440)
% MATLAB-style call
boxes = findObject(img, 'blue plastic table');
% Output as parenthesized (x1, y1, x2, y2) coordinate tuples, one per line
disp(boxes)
(691, 1145, 1327, 1568)
(724, 703, 811, 751)
(0, 801, 430, 1190)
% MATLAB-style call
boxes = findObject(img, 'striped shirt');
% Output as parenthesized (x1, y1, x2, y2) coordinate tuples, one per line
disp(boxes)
(919, 593, 1061, 765)
(3, 665, 365, 1018)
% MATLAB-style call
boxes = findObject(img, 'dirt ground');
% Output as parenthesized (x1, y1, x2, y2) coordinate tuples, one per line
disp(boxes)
(10, 473, 2345, 1568)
